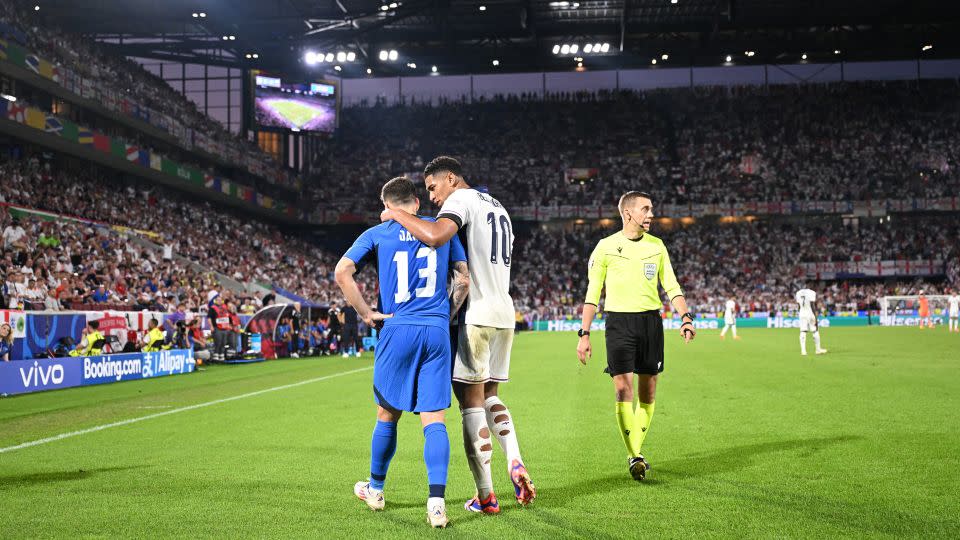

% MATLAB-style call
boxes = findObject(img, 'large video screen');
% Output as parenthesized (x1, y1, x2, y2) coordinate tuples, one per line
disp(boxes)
(253, 74, 338, 134)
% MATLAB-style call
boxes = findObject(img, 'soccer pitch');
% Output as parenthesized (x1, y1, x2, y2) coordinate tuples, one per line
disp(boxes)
(1, 328, 958, 538)
(267, 99, 324, 129)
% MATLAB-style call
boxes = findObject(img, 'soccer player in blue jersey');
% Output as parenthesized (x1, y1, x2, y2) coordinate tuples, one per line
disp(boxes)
(334, 177, 470, 529)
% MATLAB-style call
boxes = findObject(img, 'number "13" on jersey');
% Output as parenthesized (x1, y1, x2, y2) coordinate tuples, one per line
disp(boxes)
(393, 248, 437, 303)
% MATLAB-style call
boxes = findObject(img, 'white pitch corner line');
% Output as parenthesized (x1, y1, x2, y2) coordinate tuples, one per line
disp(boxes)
(0, 366, 373, 454)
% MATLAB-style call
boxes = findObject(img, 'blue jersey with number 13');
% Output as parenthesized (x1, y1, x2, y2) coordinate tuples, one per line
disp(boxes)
(343, 217, 466, 329)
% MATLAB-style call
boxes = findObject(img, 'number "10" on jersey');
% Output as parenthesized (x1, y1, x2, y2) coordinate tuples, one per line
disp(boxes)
(487, 212, 512, 266)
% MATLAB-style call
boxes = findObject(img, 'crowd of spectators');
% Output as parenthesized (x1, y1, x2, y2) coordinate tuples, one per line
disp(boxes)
(0, 155, 375, 309)
(0, 2, 294, 190)
(4, 9, 960, 322)
(2, 152, 957, 320)
(307, 81, 960, 215)
(0, 212, 218, 312)
(512, 217, 960, 320)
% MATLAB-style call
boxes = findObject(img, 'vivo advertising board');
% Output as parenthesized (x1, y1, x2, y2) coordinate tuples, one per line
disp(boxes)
(0, 349, 195, 396)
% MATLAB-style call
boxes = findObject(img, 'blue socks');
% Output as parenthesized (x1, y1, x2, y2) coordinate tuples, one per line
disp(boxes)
(369, 419, 448, 498)
(423, 422, 449, 498)
(369, 420, 398, 491)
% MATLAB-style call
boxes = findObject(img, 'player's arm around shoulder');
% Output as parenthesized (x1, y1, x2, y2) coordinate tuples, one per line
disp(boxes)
(381, 192, 464, 248)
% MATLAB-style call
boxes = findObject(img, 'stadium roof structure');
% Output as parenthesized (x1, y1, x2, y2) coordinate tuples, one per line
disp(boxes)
(29, 0, 960, 77)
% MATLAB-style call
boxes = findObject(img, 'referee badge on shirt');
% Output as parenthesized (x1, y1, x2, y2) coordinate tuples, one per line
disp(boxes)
(644, 263, 656, 280)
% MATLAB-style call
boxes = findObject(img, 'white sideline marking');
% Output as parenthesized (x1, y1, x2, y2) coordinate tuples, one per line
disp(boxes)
(0, 366, 372, 454)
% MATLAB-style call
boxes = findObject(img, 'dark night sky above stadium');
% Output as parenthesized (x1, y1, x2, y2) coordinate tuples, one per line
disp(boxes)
(25, 0, 960, 77)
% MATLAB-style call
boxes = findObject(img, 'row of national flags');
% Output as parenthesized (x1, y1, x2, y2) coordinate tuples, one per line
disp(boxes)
(2, 35, 293, 190)
(0, 98, 297, 218)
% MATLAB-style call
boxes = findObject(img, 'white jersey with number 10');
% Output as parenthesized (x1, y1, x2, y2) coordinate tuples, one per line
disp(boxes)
(437, 188, 516, 329)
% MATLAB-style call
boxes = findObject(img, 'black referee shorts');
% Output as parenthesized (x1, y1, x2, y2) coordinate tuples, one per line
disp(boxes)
(604, 311, 665, 377)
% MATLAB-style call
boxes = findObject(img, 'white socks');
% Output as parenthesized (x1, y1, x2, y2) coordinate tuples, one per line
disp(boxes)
(461, 408, 494, 498)
(813, 331, 822, 351)
(484, 396, 523, 465)
(800, 331, 807, 354)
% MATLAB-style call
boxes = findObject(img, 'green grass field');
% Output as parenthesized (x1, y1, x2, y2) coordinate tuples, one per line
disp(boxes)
(269, 100, 324, 128)
(1, 327, 958, 538)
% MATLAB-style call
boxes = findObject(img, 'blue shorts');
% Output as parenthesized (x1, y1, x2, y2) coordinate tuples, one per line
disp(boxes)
(373, 324, 451, 413)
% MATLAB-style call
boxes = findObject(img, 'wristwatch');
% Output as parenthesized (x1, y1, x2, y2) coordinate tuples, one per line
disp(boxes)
(680, 312, 695, 322)
(578, 328, 590, 338)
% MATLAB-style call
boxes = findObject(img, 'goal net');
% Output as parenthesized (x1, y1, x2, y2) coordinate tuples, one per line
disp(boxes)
(878, 295, 951, 326)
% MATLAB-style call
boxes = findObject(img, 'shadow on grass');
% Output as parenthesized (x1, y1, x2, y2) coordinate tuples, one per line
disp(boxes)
(655, 434, 862, 480)
(543, 435, 861, 504)
(0, 465, 145, 489)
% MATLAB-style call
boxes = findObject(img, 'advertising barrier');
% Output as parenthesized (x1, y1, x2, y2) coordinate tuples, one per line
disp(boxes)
(531, 315, 884, 332)
(0, 100, 302, 221)
(0, 349, 195, 396)
(1, 309, 254, 361)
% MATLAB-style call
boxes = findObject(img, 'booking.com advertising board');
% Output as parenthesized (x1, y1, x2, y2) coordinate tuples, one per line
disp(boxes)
(0, 349, 195, 396)
(531, 315, 948, 332)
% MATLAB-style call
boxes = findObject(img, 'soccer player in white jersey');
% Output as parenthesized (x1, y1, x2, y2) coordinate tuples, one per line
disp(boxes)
(796, 287, 827, 355)
(380, 156, 535, 513)
(719, 297, 740, 340)
(948, 290, 959, 333)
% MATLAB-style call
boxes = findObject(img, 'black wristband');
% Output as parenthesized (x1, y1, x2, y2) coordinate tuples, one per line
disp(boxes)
(681, 312, 695, 322)
(578, 328, 590, 338)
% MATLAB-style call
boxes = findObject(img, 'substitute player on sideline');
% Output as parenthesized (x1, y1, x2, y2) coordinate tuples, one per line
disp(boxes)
(576, 191, 695, 481)
(380, 156, 536, 513)
(720, 297, 740, 340)
(335, 177, 469, 529)
(796, 287, 827, 356)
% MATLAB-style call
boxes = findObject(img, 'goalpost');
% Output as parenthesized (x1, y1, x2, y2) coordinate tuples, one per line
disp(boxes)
(878, 295, 951, 326)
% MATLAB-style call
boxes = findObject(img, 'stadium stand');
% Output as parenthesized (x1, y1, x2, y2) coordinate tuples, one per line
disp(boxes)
(0, 155, 375, 309)
(1, 150, 955, 321)
(511, 218, 960, 322)
(1, 5, 958, 323)
(0, 2, 296, 190)
(306, 81, 960, 216)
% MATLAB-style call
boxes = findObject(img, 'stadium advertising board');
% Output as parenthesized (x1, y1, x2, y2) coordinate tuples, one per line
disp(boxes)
(879, 315, 950, 326)
(531, 316, 897, 331)
(251, 71, 339, 134)
(0, 349, 195, 396)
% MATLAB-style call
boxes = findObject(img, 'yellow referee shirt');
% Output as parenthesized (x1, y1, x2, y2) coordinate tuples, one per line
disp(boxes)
(584, 231, 683, 312)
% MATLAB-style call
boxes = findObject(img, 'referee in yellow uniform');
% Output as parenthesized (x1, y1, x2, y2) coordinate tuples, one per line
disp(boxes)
(576, 191, 696, 481)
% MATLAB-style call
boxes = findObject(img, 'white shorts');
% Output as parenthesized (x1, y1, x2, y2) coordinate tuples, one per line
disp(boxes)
(799, 315, 818, 332)
(452, 324, 513, 384)
(724, 317, 736, 326)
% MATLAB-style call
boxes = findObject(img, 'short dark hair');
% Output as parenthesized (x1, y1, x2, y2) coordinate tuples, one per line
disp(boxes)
(88, 320, 99, 330)
(618, 191, 653, 214)
(380, 177, 418, 205)
(423, 156, 463, 178)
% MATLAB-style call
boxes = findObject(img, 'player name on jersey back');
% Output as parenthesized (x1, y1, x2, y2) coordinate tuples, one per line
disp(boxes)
(438, 188, 516, 329)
